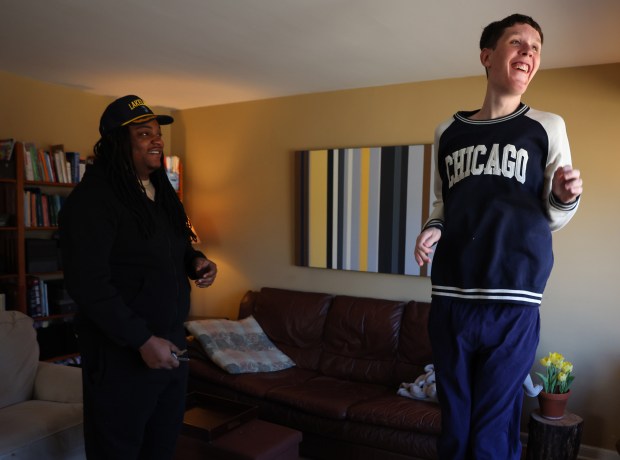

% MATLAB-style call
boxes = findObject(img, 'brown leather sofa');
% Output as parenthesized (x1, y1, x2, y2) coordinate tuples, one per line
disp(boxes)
(187, 287, 441, 460)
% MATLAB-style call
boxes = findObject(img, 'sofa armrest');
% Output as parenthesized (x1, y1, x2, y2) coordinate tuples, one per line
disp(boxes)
(33, 362, 83, 404)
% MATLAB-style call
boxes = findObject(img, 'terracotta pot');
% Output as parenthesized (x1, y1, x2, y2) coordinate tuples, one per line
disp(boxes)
(538, 390, 571, 420)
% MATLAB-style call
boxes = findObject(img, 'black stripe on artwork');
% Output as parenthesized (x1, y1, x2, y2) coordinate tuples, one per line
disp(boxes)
(336, 149, 345, 270)
(378, 146, 409, 274)
(326, 150, 334, 268)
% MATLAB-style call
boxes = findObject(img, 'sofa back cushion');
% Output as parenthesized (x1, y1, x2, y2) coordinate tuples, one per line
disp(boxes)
(319, 295, 405, 385)
(0, 311, 39, 409)
(393, 301, 434, 382)
(252, 287, 333, 370)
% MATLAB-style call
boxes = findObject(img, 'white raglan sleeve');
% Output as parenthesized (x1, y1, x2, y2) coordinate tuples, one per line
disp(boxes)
(423, 119, 453, 231)
(536, 111, 580, 231)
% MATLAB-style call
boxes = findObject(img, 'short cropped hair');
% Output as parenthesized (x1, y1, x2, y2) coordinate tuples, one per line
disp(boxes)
(479, 14, 544, 50)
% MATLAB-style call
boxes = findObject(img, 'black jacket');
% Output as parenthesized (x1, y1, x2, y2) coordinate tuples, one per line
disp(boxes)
(59, 162, 204, 354)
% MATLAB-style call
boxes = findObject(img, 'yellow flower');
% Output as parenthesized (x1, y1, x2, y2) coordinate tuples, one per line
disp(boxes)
(549, 352, 564, 367)
(536, 351, 575, 394)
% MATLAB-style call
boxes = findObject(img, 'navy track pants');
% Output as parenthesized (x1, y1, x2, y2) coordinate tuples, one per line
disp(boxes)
(428, 297, 540, 460)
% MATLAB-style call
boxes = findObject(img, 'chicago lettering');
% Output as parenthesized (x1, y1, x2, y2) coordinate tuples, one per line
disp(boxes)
(444, 144, 528, 188)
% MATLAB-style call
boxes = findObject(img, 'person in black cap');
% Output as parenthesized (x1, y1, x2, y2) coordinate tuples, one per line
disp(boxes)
(60, 95, 217, 459)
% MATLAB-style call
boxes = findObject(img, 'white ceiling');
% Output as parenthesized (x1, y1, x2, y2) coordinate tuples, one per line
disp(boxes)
(2, 0, 619, 110)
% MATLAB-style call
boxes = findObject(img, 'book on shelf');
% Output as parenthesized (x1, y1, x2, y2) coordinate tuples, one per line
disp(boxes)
(23, 189, 30, 227)
(29, 189, 37, 226)
(50, 194, 62, 226)
(44, 150, 58, 182)
(26, 275, 43, 317)
(23, 142, 38, 181)
(65, 151, 81, 183)
(53, 149, 68, 183)
(25, 277, 76, 319)
(41, 280, 49, 317)
(41, 194, 50, 227)
(0, 138, 14, 161)
(25, 189, 34, 227)
(0, 138, 16, 179)
(37, 149, 50, 182)
(24, 187, 66, 227)
(33, 189, 43, 226)
(20, 141, 82, 184)
(50, 144, 65, 183)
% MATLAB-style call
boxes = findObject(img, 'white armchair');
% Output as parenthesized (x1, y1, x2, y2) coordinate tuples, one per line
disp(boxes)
(0, 310, 85, 459)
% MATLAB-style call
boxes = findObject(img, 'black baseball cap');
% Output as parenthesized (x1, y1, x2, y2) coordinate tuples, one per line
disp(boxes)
(99, 95, 174, 136)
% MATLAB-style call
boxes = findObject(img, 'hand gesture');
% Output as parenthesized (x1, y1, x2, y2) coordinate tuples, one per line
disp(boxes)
(139, 336, 181, 370)
(194, 257, 217, 288)
(414, 227, 442, 267)
(552, 165, 582, 204)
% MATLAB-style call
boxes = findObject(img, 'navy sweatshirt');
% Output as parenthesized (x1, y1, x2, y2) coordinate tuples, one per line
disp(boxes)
(425, 104, 579, 306)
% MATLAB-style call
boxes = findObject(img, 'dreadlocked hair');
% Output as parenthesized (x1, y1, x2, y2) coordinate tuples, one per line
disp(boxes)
(93, 127, 196, 242)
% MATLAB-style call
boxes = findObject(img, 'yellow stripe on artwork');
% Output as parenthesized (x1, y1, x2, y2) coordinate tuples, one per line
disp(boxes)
(308, 150, 328, 268)
(358, 147, 370, 271)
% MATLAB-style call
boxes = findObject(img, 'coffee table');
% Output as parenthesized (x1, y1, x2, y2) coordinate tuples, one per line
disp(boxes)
(175, 393, 302, 460)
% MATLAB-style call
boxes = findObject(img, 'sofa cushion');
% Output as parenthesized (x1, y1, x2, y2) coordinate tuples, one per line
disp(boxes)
(0, 399, 83, 456)
(393, 301, 434, 383)
(266, 376, 391, 420)
(0, 311, 38, 410)
(34, 362, 83, 403)
(347, 394, 441, 435)
(252, 287, 333, 370)
(186, 316, 295, 374)
(319, 295, 405, 385)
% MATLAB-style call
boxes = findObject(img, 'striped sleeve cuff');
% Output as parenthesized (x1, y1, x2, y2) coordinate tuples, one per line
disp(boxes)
(424, 219, 444, 232)
(549, 192, 580, 211)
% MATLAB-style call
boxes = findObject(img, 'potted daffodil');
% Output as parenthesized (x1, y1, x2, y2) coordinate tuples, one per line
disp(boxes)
(535, 352, 575, 419)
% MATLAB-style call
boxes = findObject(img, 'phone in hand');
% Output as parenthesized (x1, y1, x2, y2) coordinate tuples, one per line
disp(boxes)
(171, 350, 190, 362)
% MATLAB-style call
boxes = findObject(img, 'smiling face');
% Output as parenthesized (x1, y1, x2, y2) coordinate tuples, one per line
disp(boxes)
(480, 23, 542, 97)
(128, 119, 164, 180)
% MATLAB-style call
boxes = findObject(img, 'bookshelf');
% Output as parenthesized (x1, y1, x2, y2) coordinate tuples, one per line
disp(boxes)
(1, 142, 184, 363)
(0, 140, 81, 362)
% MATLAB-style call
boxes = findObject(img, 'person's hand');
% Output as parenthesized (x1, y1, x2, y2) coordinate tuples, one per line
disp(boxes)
(139, 336, 181, 370)
(414, 227, 442, 267)
(552, 165, 582, 203)
(194, 257, 217, 288)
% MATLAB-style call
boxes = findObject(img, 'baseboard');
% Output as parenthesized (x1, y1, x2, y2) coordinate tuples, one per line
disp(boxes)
(575, 444, 617, 460)
(521, 433, 617, 460)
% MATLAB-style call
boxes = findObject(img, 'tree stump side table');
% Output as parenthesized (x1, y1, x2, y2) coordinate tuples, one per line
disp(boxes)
(525, 409, 583, 460)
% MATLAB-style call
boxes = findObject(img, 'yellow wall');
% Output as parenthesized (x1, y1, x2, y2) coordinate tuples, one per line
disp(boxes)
(175, 63, 620, 451)
(1, 64, 619, 451)
(0, 71, 173, 157)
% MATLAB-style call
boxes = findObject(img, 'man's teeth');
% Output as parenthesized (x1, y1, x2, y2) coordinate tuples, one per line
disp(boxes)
(513, 63, 529, 72)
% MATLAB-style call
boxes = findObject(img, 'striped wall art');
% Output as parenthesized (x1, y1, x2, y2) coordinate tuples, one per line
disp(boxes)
(296, 144, 435, 277)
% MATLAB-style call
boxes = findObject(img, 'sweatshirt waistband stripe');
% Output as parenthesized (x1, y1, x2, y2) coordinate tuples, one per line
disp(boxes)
(432, 285, 543, 305)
